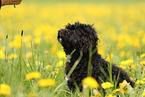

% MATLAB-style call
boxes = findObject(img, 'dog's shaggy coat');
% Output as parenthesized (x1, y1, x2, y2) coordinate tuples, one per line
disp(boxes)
(57, 22, 135, 91)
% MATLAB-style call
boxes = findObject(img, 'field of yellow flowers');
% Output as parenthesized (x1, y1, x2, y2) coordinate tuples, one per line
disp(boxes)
(0, 1, 145, 97)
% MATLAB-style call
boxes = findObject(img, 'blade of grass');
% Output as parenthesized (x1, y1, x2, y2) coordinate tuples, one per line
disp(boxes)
(87, 45, 92, 77)
(66, 51, 83, 79)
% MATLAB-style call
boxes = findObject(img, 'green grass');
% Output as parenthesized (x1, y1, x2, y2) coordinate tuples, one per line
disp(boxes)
(0, 37, 144, 97)
(0, 1, 145, 97)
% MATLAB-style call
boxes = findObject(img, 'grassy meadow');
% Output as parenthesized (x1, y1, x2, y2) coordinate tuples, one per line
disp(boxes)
(0, 0, 145, 97)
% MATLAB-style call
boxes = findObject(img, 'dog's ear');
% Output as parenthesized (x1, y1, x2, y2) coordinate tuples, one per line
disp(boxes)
(81, 24, 99, 49)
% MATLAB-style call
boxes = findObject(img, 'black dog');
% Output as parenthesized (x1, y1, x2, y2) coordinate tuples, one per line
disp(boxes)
(57, 22, 135, 91)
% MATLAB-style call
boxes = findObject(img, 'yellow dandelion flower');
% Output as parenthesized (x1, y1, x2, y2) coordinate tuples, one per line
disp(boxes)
(135, 80, 145, 84)
(9, 36, 22, 49)
(105, 94, 116, 97)
(82, 77, 99, 89)
(120, 61, 127, 65)
(40, 63, 43, 66)
(119, 65, 126, 69)
(26, 52, 32, 58)
(140, 61, 145, 66)
(14, 40, 21, 49)
(101, 82, 114, 89)
(143, 78, 145, 81)
(0, 84, 11, 96)
(8, 41, 15, 48)
(141, 53, 145, 58)
(46, 65, 52, 68)
(130, 65, 135, 69)
(113, 88, 120, 93)
(56, 60, 64, 67)
(52, 71, 59, 74)
(14, 34, 21, 41)
(38, 79, 56, 87)
(45, 65, 52, 70)
(23, 35, 32, 43)
(142, 92, 145, 97)
(55, 68, 59, 71)
(98, 49, 105, 57)
(52, 68, 59, 74)
(34, 37, 40, 45)
(95, 92, 101, 97)
(119, 80, 130, 93)
(0, 50, 5, 59)
(106, 54, 113, 62)
(121, 88, 128, 93)
(120, 60, 134, 66)
(26, 72, 41, 80)
(13, 35, 23, 49)
(57, 51, 66, 59)
(26, 63, 30, 67)
(8, 53, 17, 59)
(126, 59, 134, 66)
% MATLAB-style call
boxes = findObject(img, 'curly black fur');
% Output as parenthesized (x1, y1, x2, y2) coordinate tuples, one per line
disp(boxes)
(57, 22, 135, 91)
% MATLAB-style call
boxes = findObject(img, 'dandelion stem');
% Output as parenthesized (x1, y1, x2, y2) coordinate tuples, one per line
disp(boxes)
(108, 52, 112, 83)
(87, 45, 92, 77)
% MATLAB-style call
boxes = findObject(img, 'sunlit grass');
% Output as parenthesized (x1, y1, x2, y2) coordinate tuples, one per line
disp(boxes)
(0, 2, 145, 97)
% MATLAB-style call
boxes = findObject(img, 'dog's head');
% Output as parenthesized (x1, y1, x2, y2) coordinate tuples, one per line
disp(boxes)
(57, 22, 99, 55)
